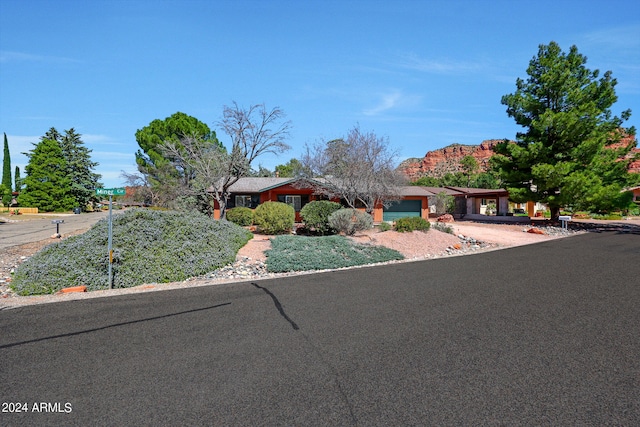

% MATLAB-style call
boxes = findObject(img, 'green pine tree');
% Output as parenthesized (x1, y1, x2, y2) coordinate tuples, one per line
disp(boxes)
(494, 41, 636, 219)
(60, 128, 102, 211)
(18, 136, 76, 212)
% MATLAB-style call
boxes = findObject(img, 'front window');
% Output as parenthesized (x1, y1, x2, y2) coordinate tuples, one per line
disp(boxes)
(235, 195, 252, 208)
(285, 195, 302, 211)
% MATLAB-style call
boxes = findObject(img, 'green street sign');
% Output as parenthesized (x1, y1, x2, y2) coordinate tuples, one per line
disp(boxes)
(95, 188, 126, 196)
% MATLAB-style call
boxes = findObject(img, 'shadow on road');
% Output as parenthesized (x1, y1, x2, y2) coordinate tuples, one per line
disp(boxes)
(0, 301, 231, 350)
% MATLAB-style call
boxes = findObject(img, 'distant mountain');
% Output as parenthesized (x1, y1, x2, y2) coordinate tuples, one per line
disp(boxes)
(399, 135, 639, 180)
(398, 140, 507, 180)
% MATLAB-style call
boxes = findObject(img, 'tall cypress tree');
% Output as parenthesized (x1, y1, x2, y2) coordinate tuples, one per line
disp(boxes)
(2, 133, 12, 205)
(14, 166, 21, 192)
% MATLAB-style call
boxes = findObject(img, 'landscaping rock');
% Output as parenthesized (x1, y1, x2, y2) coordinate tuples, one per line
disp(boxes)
(527, 228, 546, 235)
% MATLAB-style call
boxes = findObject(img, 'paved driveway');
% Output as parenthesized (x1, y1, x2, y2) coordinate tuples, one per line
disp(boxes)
(1, 230, 639, 425)
(0, 211, 111, 250)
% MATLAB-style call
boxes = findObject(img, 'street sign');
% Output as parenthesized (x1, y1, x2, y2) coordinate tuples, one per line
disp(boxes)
(95, 188, 126, 196)
(94, 188, 125, 289)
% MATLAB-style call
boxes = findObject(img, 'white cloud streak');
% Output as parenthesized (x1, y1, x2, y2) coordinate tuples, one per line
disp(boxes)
(362, 90, 422, 116)
(397, 53, 485, 74)
(0, 50, 80, 64)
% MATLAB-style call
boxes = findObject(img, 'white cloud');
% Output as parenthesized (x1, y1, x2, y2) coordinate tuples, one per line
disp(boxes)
(4, 134, 39, 150)
(0, 50, 80, 64)
(397, 53, 485, 74)
(82, 134, 114, 143)
(92, 151, 134, 161)
(582, 25, 640, 50)
(363, 90, 422, 116)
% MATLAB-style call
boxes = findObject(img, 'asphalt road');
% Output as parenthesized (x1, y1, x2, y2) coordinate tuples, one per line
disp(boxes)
(1, 230, 639, 426)
(0, 211, 112, 250)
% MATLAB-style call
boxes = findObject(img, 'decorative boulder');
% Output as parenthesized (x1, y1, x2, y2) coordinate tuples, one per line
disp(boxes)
(526, 228, 545, 235)
(437, 214, 454, 222)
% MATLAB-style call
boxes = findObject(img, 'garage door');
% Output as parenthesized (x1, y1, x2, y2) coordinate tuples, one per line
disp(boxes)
(383, 200, 422, 221)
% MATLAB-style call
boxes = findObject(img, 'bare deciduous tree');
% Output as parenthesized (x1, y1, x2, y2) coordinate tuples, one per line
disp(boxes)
(301, 126, 405, 214)
(121, 168, 177, 208)
(160, 103, 291, 217)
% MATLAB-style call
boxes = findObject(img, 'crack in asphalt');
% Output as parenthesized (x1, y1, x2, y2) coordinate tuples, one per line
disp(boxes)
(251, 281, 299, 330)
(250, 282, 358, 425)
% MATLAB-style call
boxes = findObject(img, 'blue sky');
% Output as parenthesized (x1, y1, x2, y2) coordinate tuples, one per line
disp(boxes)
(1, 0, 639, 188)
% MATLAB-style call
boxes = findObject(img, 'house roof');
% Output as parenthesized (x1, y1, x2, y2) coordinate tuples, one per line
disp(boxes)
(419, 186, 464, 196)
(227, 177, 293, 193)
(444, 186, 509, 197)
(227, 177, 330, 193)
(222, 178, 509, 198)
(399, 186, 439, 196)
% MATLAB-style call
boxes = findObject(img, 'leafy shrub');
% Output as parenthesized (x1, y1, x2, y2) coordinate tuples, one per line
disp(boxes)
(328, 208, 374, 236)
(434, 191, 455, 215)
(253, 201, 295, 234)
(300, 200, 343, 235)
(265, 235, 404, 272)
(328, 208, 373, 235)
(226, 207, 254, 226)
(590, 213, 623, 220)
(394, 216, 431, 232)
(432, 221, 453, 234)
(11, 209, 252, 295)
(377, 222, 392, 232)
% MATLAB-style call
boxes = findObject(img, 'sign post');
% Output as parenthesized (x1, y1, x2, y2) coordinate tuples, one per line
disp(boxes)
(95, 188, 125, 288)
(51, 219, 64, 238)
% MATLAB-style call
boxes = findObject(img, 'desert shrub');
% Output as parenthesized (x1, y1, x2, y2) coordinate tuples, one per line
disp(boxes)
(377, 222, 392, 232)
(394, 216, 431, 233)
(434, 191, 455, 215)
(590, 213, 623, 220)
(226, 207, 254, 226)
(253, 201, 295, 234)
(10, 209, 252, 295)
(328, 208, 373, 236)
(432, 221, 453, 234)
(300, 200, 343, 235)
(265, 235, 404, 272)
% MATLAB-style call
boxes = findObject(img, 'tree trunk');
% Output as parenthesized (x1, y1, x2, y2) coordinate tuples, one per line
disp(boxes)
(549, 205, 560, 222)
(218, 198, 227, 220)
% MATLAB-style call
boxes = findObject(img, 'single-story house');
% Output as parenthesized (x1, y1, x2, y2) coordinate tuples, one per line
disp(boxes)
(212, 177, 515, 223)
(629, 186, 640, 205)
(443, 186, 510, 219)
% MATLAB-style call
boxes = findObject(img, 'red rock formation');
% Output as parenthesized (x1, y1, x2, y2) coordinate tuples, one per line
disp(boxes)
(399, 140, 506, 180)
(610, 133, 640, 174)
(400, 133, 639, 180)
